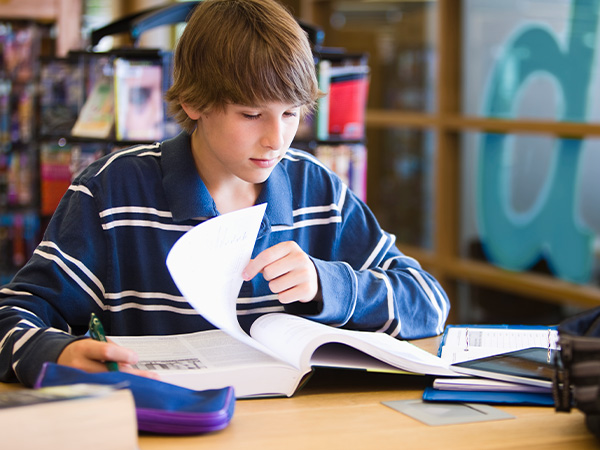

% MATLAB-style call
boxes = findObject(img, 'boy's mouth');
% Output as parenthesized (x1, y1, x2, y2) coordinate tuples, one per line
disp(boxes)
(250, 158, 279, 169)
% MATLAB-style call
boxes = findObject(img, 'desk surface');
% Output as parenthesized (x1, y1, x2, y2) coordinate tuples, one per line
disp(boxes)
(1, 338, 596, 449)
(137, 337, 597, 450)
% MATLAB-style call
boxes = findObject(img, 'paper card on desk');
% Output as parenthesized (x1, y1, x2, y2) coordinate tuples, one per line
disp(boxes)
(166, 203, 268, 350)
(382, 400, 514, 426)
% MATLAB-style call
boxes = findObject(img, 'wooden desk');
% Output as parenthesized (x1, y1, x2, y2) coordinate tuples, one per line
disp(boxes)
(137, 337, 598, 450)
(0, 338, 595, 449)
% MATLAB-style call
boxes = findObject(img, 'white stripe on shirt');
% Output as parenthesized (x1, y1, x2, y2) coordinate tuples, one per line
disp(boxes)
(39, 241, 105, 295)
(408, 267, 445, 335)
(371, 270, 399, 336)
(237, 294, 279, 304)
(106, 302, 199, 314)
(101, 220, 193, 232)
(361, 231, 387, 271)
(68, 185, 94, 197)
(104, 290, 187, 303)
(95, 144, 160, 176)
(0, 288, 33, 297)
(293, 203, 341, 216)
(235, 305, 285, 316)
(99, 206, 173, 218)
(34, 249, 105, 310)
(271, 216, 342, 232)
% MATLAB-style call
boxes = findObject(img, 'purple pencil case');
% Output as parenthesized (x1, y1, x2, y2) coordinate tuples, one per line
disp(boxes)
(35, 362, 235, 435)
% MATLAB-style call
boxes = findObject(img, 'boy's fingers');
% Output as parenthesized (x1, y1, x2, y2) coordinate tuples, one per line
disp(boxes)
(59, 339, 139, 372)
(243, 243, 290, 280)
(102, 342, 139, 365)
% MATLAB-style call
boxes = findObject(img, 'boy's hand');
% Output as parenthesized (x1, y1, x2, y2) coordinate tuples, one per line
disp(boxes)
(57, 339, 160, 379)
(242, 241, 319, 304)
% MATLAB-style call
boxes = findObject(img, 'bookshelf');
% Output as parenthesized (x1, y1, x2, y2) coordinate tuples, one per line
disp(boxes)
(0, 0, 82, 282)
(0, 1, 362, 294)
(0, 0, 81, 57)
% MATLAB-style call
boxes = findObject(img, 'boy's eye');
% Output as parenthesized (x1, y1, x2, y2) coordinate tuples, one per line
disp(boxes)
(243, 113, 260, 120)
(284, 111, 298, 118)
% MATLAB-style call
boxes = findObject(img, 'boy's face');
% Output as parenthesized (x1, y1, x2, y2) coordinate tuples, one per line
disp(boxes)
(191, 102, 301, 185)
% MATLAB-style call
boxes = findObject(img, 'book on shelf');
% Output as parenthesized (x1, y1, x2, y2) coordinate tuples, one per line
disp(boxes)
(40, 142, 72, 216)
(71, 75, 114, 139)
(40, 59, 83, 136)
(315, 58, 370, 141)
(316, 59, 331, 141)
(111, 204, 455, 398)
(315, 143, 367, 202)
(0, 78, 10, 152)
(424, 324, 559, 405)
(113, 58, 164, 141)
(0, 384, 137, 450)
(327, 64, 370, 140)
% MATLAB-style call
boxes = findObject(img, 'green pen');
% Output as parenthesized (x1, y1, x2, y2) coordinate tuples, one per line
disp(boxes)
(88, 312, 119, 372)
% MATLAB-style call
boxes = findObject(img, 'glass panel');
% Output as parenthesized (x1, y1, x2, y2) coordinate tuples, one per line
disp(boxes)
(318, 0, 437, 112)
(454, 281, 583, 325)
(367, 127, 435, 249)
(461, 131, 600, 287)
(462, 0, 600, 123)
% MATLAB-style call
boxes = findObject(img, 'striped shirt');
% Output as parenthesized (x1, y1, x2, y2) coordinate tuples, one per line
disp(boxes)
(0, 132, 449, 386)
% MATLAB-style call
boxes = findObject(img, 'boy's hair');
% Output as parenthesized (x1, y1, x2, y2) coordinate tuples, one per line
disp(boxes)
(166, 0, 322, 133)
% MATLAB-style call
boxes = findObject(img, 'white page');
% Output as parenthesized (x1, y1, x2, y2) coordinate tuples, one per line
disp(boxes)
(250, 312, 456, 376)
(166, 203, 270, 352)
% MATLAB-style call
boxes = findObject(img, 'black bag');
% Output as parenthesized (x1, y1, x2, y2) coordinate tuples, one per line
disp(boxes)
(554, 306, 600, 438)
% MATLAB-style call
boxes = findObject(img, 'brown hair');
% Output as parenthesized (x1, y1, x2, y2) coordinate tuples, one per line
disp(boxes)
(165, 0, 322, 133)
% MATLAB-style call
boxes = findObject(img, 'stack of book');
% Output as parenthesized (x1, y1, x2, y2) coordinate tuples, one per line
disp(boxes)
(1, 384, 137, 450)
(425, 324, 559, 406)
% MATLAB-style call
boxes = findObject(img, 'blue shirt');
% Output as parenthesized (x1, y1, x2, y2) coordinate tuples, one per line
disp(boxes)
(0, 132, 449, 386)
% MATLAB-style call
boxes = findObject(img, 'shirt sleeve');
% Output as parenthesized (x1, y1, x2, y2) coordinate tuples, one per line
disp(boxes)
(305, 188, 450, 340)
(0, 183, 107, 386)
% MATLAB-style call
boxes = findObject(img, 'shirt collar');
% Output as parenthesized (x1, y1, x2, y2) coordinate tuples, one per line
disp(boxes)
(161, 132, 294, 228)
(257, 160, 294, 231)
(162, 132, 218, 222)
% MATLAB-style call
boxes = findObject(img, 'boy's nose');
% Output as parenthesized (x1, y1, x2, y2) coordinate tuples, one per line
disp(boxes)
(261, 121, 285, 150)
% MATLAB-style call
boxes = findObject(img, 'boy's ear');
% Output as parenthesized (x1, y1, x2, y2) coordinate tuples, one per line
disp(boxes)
(181, 104, 201, 120)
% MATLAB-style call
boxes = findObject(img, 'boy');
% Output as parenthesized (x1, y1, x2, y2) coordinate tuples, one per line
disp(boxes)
(0, 0, 449, 387)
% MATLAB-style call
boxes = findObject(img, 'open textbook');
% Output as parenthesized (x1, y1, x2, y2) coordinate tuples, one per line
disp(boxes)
(112, 312, 456, 398)
(112, 204, 455, 398)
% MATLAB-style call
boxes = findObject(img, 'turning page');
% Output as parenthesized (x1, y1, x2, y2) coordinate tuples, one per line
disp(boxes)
(166, 203, 268, 350)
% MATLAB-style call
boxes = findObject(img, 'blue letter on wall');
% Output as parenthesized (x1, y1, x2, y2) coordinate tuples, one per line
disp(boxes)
(477, 0, 598, 283)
